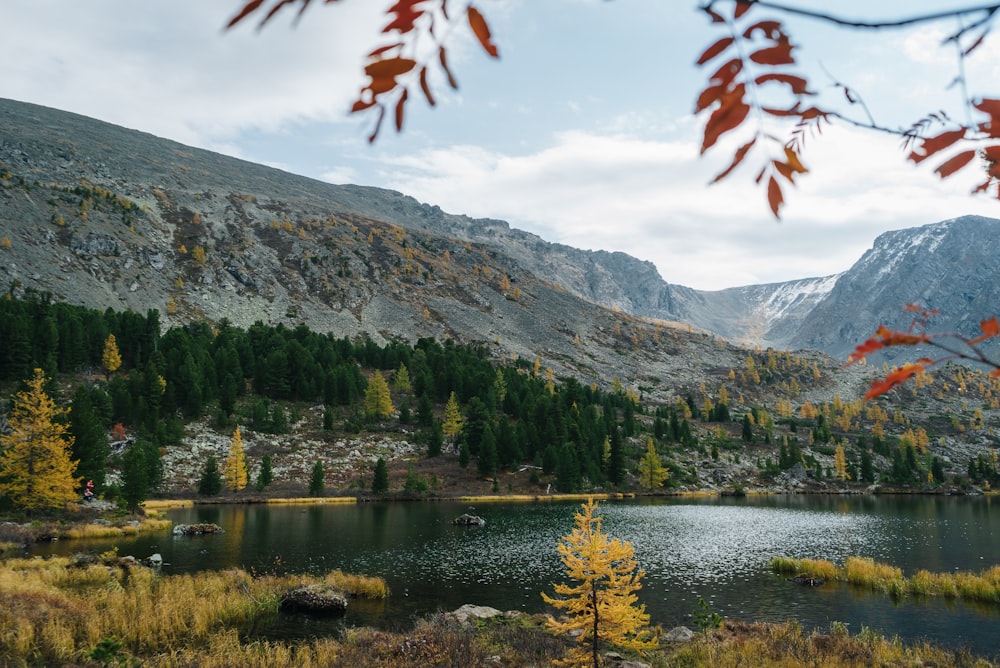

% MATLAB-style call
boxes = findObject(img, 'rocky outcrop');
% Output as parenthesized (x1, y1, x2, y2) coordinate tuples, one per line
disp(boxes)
(453, 514, 486, 526)
(791, 216, 1000, 361)
(279, 584, 348, 615)
(172, 523, 224, 536)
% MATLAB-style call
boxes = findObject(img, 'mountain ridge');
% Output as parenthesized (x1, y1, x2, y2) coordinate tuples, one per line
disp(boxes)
(2, 97, 999, 369)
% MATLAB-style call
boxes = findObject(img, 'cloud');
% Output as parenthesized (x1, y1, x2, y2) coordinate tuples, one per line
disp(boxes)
(0, 1, 383, 147)
(379, 123, 1000, 290)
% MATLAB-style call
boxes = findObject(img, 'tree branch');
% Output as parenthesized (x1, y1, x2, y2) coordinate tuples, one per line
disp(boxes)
(701, 1, 1000, 32)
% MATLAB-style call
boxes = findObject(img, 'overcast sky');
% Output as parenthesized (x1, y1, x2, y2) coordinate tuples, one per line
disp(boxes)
(3, 1, 999, 290)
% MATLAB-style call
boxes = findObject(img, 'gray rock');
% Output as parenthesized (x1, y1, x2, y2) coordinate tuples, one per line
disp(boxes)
(663, 625, 695, 642)
(279, 584, 348, 615)
(448, 604, 502, 624)
(172, 523, 224, 536)
(453, 514, 486, 526)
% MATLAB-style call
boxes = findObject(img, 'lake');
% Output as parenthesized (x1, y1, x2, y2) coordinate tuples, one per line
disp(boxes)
(26, 494, 1000, 657)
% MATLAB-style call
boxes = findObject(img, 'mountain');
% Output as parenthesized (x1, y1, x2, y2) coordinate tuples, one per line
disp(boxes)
(2, 97, 811, 403)
(790, 216, 1000, 360)
(2, 97, 998, 372)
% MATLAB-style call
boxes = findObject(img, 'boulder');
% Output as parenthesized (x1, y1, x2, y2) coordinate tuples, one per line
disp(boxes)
(453, 514, 486, 526)
(663, 625, 695, 642)
(448, 604, 502, 625)
(172, 523, 224, 536)
(279, 584, 348, 615)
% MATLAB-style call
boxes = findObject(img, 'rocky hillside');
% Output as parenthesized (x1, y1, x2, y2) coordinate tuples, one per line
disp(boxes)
(2, 97, 829, 403)
(2, 97, 998, 370)
(790, 216, 1000, 361)
(6, 99, 1000, 498)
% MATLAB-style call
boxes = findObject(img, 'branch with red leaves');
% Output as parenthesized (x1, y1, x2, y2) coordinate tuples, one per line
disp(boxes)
(227, 0, 499, 142)
(697, 1, 1000, 218)
(847, 304, 1000, 400)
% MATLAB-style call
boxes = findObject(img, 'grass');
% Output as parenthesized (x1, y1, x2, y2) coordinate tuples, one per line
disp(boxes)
(0, 556, 391, 666)
(0, 556, 991, 668)
(770, 555, 1000, 604)
(456, 492, 636, 503)
(0, 515, 174, 547)
(265, 496, 357, 505)
(669, 619, 994, 668)
(59, 517, 173, 539)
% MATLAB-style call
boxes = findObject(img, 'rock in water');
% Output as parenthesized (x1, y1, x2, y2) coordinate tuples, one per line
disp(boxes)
(279, 585, 348, 615)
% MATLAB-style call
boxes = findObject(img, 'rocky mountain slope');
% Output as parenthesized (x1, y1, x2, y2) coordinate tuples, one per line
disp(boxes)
(2, 97, 998, 371)
(4, 97, 834, 404)
(790, 216, 1000, 360)
(5, 98, 1000, 498)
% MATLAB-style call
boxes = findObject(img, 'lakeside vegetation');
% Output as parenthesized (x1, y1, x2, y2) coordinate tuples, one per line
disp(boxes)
(771, 555, 1000, 605)
(3, 290, 1000, 518)
(0, 554, 994, 667)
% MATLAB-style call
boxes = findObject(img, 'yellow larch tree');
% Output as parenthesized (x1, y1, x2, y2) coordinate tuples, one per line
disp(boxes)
(224, 425, 248, 491)
(442, 391, 463, 442)
(102, 333, 122, 380)
(364, 370, 394, 418)
(542, 498, 658, 668)
(833, 442, 850, 481)
(637, 438, 668, 490)
(0, 369, 80, 511)
(393, 363, 411, 393)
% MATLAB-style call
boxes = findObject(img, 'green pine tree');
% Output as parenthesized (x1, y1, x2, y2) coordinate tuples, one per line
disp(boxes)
(308, 460, 325, 496)
(256, 454, 273, 492)
(372, 457, 389, 495)
(198, 456, 223, 496)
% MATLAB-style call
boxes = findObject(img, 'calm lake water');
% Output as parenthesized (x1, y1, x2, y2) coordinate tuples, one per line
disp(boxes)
(27, 495, 1000, 657)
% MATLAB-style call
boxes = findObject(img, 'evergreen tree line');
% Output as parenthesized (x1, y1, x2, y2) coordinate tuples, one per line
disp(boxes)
(0, 293, 671, 497)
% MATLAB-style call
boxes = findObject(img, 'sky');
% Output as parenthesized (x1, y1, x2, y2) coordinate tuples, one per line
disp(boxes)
(2, 1, 999, 291)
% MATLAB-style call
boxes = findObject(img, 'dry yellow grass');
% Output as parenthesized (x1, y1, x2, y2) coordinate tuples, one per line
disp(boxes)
(143, 499, 194, 511)
(0, 557, 993, 667)
(265, 496, 357, 505)
(771, 555, 1000, 605)
(456, 492, 636, 503)
(59, 517, 172, 539)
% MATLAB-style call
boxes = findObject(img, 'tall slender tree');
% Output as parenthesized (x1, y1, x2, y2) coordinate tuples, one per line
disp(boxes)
(309, 460, 325, 496)
(102, 333, 122, 381)
(442, 391, 463, 444)
(364, 370, 394, 418)
(542, 499, 658, 667)
(224, 425, 248, 491)
(0, 368, 80, 511)
(637, 438, 668, 490)
(255, 453, 273, 492)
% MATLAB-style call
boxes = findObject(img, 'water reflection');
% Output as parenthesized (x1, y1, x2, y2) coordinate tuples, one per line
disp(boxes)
(23, 495, 1000, 657)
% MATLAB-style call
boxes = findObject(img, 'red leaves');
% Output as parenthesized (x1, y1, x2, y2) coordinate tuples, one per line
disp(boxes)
(226, 0, 337, 29)
(908, 101, 1000, 197)
(231, 0, 498, 143)
(934, 150, 976, 178)
(696, 37, 734, 66)
(701, 85, 749, 154)
(909, 129, 966, 164)
(766, 176, 782, 217)
(864, 363, 925, 400)
(850, 307, 1000, 400)
(695, 3, 822, 218)
(383, 0, 427, 34)
(970, 316, 1000, 345)
(467, 5, 499, 58)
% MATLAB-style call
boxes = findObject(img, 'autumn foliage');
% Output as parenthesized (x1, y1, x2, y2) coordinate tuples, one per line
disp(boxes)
(542, 498, 658, 668)
(229, 1, 1000, 219)
(848, 305, 1000, 399)
(0, 369, 81, 511)
(228, 0, 500, 142)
